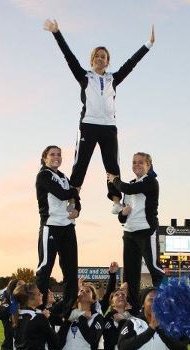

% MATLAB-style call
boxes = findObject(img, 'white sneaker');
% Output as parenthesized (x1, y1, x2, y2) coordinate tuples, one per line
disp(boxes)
(111, 203, 123, 214)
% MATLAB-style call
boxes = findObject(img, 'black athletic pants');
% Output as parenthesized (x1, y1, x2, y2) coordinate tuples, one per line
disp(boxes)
(70, 123, 122, 200)
(123, 229, 165, 315)
(36, 224, 78, 317)
(0, 318, 13, 350)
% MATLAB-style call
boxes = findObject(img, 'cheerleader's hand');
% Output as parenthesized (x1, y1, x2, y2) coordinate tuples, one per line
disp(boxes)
(68, 209, 79, 219)
(83, 311, 92, 319)
(109, 261, 119, 273)
(113, 313, 125, 323)
(107, 173, 119, 183)
(44, 19, 59, 33)
(42, 309, 50, 319)
(122, 205, 132, 216)
(150, 24, 155, 44)
(78, 276, 85, 290)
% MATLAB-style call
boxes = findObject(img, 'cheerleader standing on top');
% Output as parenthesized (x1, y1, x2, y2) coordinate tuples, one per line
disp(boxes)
(44, 19, 155, 214)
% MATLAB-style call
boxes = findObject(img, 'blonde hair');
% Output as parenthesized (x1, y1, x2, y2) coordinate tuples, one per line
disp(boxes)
(90, 46, 110, 67)
(109, 288, 128, 311)
(13, 282, 37, 307)
(133, 152, 152, 166)
(12, 283, 37, 328)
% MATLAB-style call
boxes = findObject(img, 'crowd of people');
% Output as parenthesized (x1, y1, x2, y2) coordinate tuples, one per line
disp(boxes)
(1, 16, 189, 350)
(1, 273, 190, 350)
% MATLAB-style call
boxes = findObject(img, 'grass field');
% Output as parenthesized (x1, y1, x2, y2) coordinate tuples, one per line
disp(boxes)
(0, 320, 4, 347)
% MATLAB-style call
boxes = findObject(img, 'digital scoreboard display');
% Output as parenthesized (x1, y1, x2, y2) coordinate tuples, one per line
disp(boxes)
(165, 235, 190, 253)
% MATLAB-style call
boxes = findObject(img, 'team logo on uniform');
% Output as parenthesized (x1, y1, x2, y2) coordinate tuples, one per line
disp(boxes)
(95, 322, 102, 329)
(105, 321, 111, 329)
(121, 326, 129, 335)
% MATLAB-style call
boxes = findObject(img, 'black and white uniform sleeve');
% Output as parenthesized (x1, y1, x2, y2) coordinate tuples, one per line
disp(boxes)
(118, 318, 155, 350)
(53, 30, 87, 83)
(113, 175, 158, 195)
(157, 329, 189, 350)
(100, 271, 116, 315)
(59, 313, 104, 350)
(78, 313, 104, 348)
(36, 168, 79, 201)
(104, 310, 126, 350)
(113, 43, 151, 87)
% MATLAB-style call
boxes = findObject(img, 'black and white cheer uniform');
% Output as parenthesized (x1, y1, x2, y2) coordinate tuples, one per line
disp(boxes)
(59, 310, 104, 350)
(52, 30, 152, 200)
(14, 308, 61, 350)
(118, 311, 187, 350)
(112, 174, 164, 314)
(35, 165, 81, 315)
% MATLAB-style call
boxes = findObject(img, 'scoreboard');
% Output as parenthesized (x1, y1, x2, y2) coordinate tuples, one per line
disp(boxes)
(159, 221, 190, 275)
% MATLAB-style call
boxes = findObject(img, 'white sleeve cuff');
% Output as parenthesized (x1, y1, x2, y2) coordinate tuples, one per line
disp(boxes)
(145, 41, 153, 49)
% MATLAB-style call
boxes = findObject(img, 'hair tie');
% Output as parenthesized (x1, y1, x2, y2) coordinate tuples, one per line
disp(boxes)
(148, 164, 157, 177)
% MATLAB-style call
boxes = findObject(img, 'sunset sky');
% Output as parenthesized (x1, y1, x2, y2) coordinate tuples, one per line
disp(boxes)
(1, 0, 190, 281)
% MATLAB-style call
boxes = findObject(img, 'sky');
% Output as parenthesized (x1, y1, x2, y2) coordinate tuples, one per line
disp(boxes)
(0, 0, 190, 281)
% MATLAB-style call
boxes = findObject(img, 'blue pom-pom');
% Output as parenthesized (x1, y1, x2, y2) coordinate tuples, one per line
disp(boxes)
(153, 277, 190, 339)
(9, 294, 19, 315)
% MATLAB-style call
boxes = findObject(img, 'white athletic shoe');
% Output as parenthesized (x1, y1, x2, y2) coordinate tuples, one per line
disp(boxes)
(111, 203, 123, 214)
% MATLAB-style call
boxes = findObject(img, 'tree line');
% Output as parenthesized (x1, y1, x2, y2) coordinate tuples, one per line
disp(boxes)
(0, 268, 61, 290)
